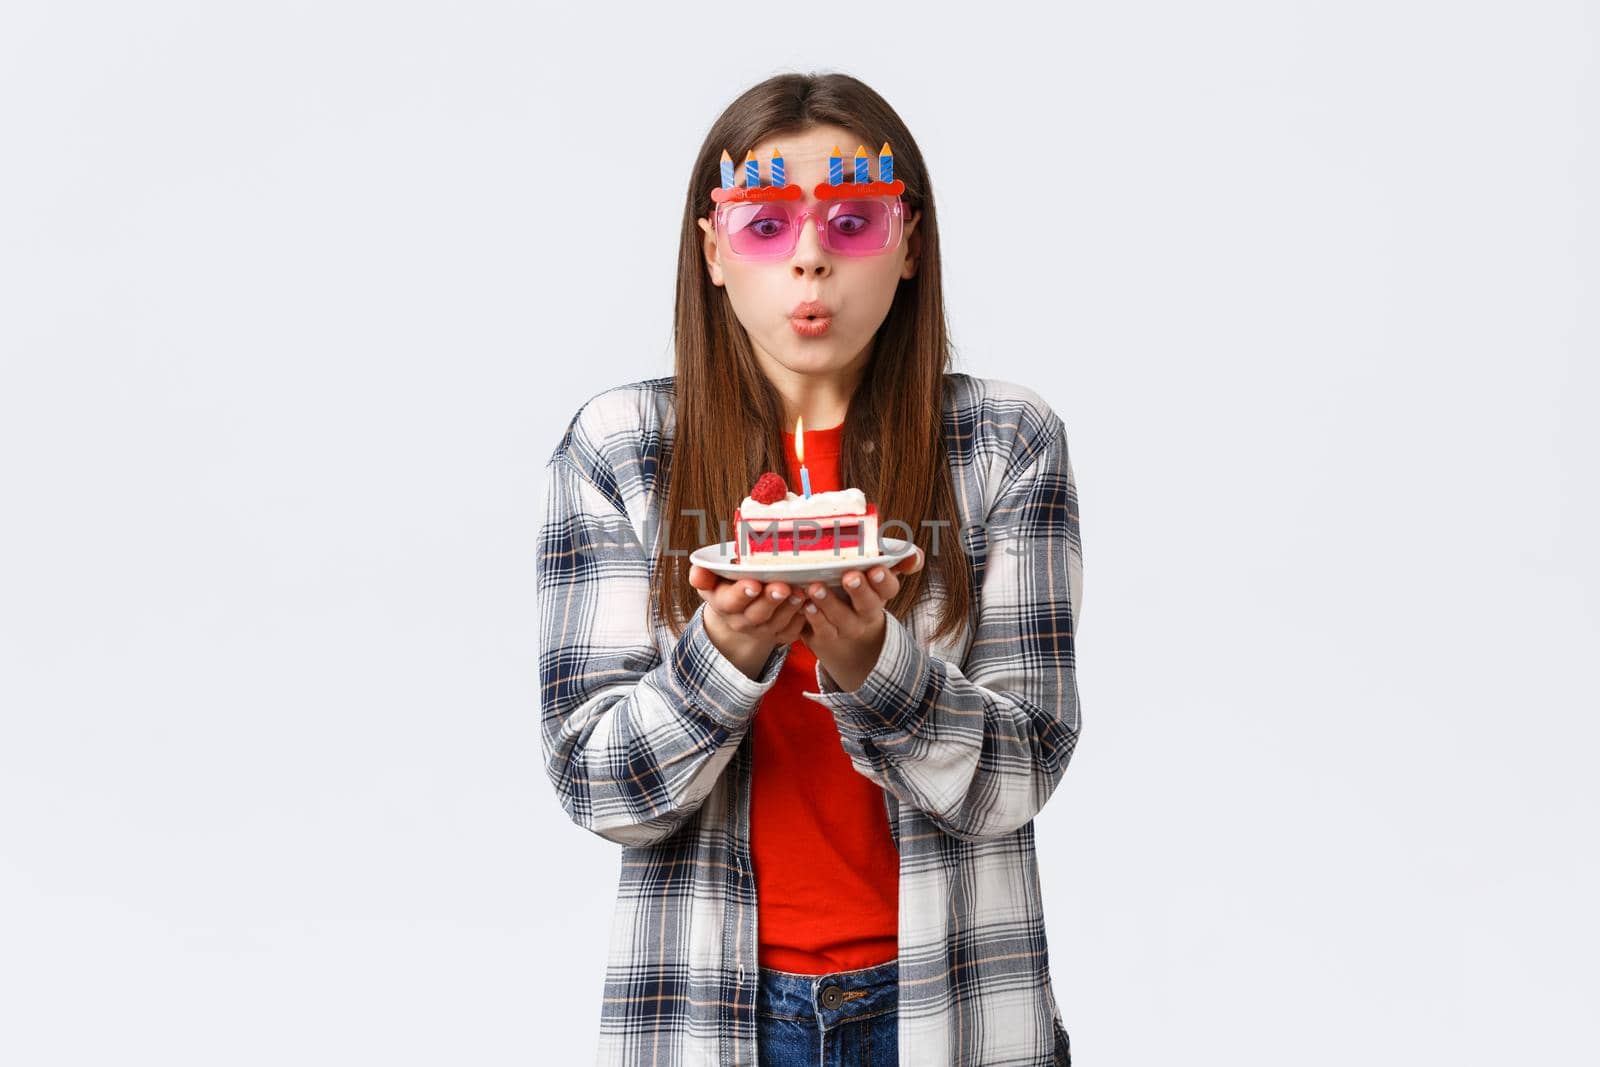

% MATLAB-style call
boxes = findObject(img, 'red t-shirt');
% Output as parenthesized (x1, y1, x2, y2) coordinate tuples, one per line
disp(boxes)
(749, 420, 900, 974)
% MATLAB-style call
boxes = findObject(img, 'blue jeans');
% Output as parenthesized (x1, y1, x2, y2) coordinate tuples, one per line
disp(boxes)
(755, 957, 898, 1067)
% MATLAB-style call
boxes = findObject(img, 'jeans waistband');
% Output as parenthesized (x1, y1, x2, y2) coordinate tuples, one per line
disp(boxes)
(755, 957, 898, 1029)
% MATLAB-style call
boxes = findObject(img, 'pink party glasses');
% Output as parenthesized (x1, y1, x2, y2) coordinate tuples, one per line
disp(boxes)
(711, 195, 906, 260)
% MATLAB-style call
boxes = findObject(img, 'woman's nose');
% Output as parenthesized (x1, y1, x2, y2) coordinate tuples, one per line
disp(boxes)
(790, 215, 830, 277)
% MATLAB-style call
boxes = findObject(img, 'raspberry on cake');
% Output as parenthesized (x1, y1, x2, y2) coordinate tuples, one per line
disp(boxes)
(733, 472, 880, 564)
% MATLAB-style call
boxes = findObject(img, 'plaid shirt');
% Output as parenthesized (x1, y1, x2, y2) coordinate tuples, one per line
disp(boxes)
(537, 371, 1082, 1066)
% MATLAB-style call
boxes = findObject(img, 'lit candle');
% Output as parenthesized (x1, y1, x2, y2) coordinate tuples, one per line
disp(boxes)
(828, 145, 843, 186)
(719, 149, 734, 190)
(795, 415, 811, 498)
(744, 149, 760, 188)
(771, 147, 785, 187)
(853, 144, 869, 184)
(878, 141, 893, 184)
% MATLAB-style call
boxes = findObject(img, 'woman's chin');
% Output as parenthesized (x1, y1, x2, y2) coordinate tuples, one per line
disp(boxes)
(775, 344, 852, 373)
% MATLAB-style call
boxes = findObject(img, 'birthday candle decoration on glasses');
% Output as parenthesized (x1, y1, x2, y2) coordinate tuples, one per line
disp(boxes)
(813, 140, 906, 200)
(710, 149, 803, 204)
(796, 415, 812, 502)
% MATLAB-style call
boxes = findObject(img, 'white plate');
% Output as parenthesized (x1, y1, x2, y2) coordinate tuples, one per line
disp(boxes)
(689, 536, 919, 588)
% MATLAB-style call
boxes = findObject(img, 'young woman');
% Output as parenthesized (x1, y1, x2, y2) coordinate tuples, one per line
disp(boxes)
(537, 72, 1082, 1067)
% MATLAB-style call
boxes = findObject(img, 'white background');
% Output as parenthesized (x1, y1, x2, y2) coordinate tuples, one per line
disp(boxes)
(2, 2, 1595, 1064)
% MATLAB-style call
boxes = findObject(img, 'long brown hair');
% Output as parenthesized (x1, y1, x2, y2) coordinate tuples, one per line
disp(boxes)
(655, 71, 972, 645)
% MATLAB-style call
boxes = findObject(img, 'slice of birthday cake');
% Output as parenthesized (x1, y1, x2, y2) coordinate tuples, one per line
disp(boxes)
(732, 472, 880, 564)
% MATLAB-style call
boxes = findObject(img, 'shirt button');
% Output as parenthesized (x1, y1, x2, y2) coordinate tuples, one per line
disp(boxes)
(820, 984, 844, 1009)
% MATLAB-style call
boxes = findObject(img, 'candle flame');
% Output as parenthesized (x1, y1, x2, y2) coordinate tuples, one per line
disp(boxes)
(794, 415, 804, 462)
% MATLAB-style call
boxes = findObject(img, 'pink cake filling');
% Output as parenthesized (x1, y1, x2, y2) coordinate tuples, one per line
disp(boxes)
(746, 520, 865, 554)
(734, 502, 879, 560)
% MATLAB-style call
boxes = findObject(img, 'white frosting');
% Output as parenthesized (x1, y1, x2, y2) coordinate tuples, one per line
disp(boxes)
(739, 488, 866, 519)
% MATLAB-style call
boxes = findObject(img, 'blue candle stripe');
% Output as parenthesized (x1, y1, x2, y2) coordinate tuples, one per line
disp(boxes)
(745, 153, 759, 188)
(720, 152, 734, 190)
(829, 148, 842, 185)
(880, 147, 893, 184)
(853, 149, 869, 184)
(772, 156, 785, 187)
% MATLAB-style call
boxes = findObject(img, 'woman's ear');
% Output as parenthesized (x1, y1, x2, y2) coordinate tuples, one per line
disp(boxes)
(697, 216, 726, 288)
(900, 208, 923, 281)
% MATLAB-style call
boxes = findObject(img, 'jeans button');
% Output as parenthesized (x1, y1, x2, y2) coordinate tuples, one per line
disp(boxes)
(820, 984, 844, 1010)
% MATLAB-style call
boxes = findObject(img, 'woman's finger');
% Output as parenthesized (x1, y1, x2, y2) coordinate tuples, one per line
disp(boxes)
(864, 564, 902, 602)
(771, 599, 807, 642)
(838, 569, 886, 616)
(709, 578, 765, 618)
(736, 581, 795, 625)
(890, 546, 924, 576)
(751, 597, 802, 645)
(802, 595, 838, 639)
(714, 578, 753, 608)
(805, 581, 858, 632)
(776, 609, 807, 644)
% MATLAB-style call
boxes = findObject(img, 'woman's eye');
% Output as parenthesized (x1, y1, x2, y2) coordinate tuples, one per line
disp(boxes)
(750, 217, 787, 238)
(831, 214, 868, 235)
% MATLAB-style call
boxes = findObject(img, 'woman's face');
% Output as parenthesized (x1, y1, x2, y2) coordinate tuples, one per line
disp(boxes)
(698, 124, 921, 380)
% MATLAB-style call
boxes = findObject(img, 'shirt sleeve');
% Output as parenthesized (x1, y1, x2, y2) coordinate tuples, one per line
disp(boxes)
(537, 451, 790, 847)
(802, 409, 1083, 841)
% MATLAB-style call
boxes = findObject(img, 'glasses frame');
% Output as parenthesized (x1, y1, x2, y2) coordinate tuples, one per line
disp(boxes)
(709, 194, 907, 261)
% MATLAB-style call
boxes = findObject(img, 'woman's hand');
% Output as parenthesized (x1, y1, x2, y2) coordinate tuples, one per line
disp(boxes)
(688, 564, 808, 680)
(799, 546, 925, 693)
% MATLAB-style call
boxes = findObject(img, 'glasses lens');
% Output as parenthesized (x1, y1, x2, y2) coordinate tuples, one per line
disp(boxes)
(723, 203, 798, 258)
(719, 197, 899, 258)
(822, 199, 894, 255)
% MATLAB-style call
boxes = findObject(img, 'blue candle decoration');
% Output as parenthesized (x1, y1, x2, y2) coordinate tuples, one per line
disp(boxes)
(744, 150, 759, 188)
(879, 142, 893, 184)
(853, 145, 869, 184)
(719, 149, 734, 190)
(795, 415, 811, 498)
(828, 145, 843, 185)
(771, 148, 785, 187)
